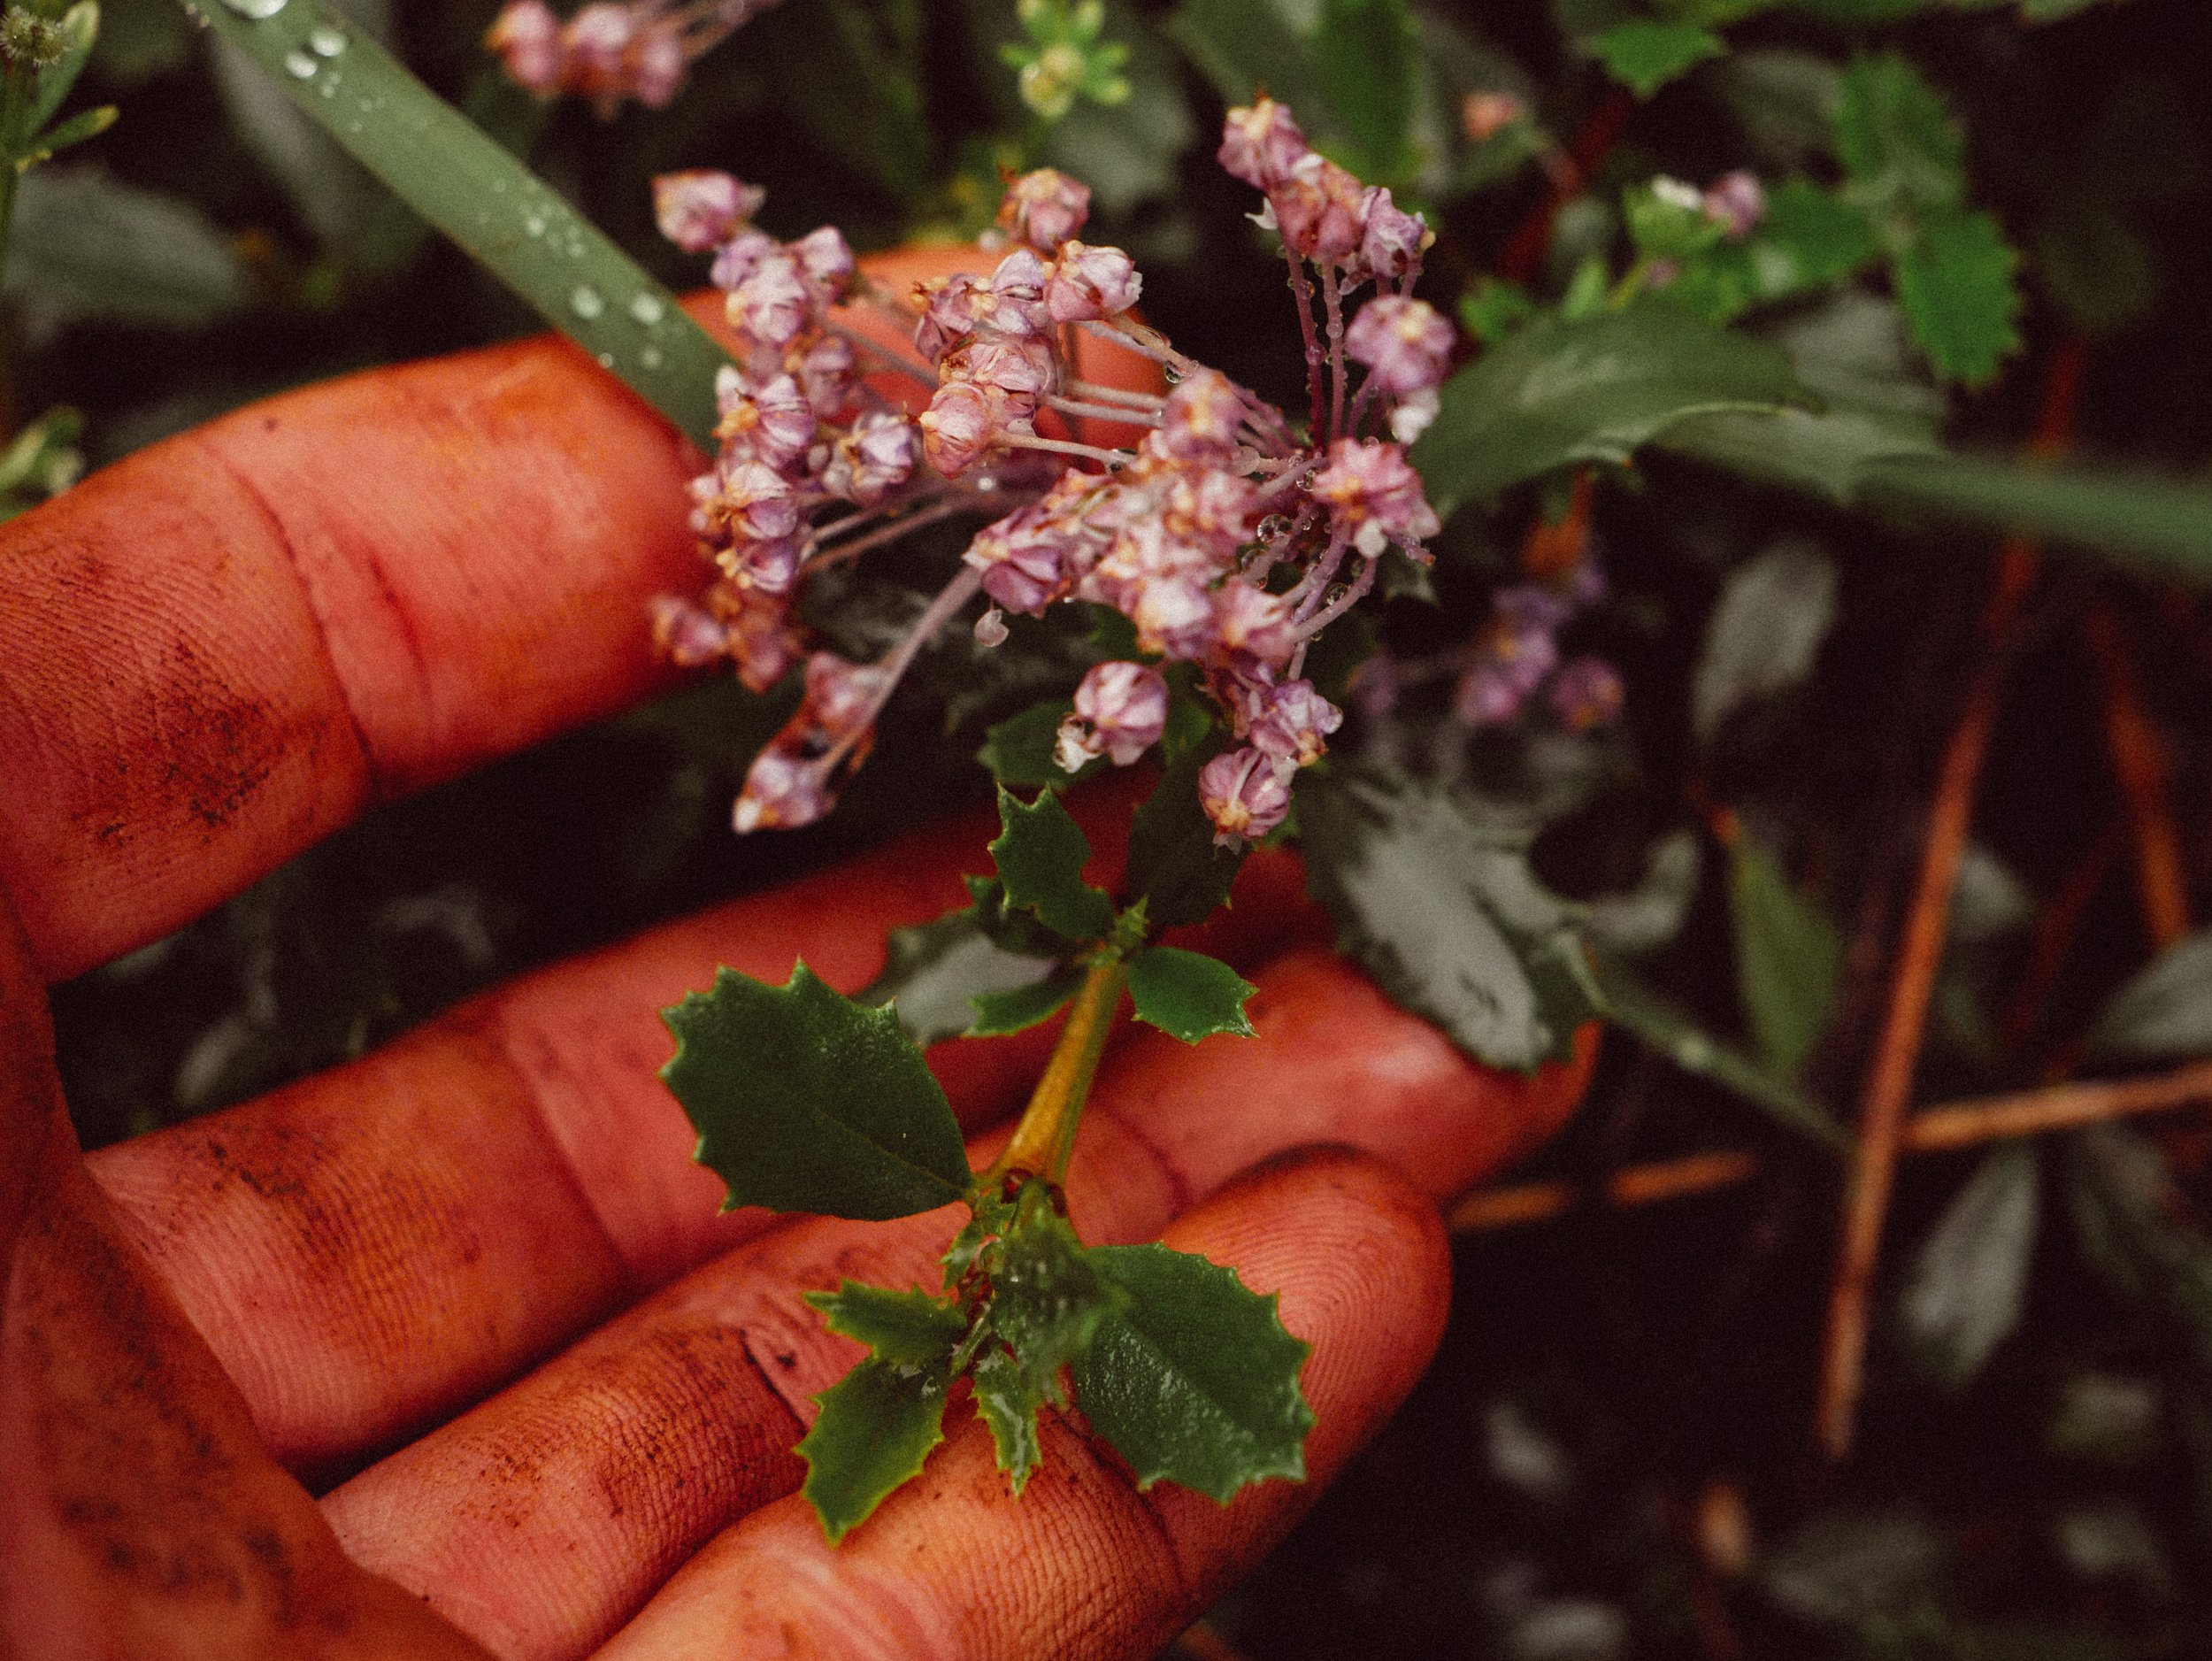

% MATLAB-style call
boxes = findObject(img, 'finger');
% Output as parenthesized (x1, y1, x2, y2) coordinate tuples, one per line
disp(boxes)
(0, 888, 492, 1658)
(84, 780, 1317, 1476)
(0, 249, 1155, 982)
(313, 961, 1586, 1661)
(594, 1148, 1448, 1661)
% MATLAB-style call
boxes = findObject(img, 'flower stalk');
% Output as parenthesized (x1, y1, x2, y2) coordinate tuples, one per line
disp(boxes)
(987, 955, 1129, 1186)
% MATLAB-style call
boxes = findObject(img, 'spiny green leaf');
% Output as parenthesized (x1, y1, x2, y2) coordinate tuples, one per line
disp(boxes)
(1727, 836, 1844, 1082)
(968, 967, 1085, 1036)
(992, 1200, 1120, 1401)
(859, 906, 1066, 1048)
(971, 1346, 1044, 1493)
(991, 787, 1116, 942)
(662, 964, 972, 1221)
(1833, 52, 1964, 219)
(979, 698, 1106, 789)
(1896, 1142, 2040, 1393)
(965, 874, 1086, 958)
(1412, 304, 1809, 517)
(1594, 19, 1725, 99)
(807, 1280, 968, 1371)
(190, 0, 728, 448)
(1125, 748, 1247, 929)
(798, 1357, 951, 1543)
(1073, 1243, 1314, 1503)
(2086, 931, 2212, 1065)
(1296, 765, 1601, 1073)
(1893, 209, 2023, 387)
(1127, 947, 1257, 1044)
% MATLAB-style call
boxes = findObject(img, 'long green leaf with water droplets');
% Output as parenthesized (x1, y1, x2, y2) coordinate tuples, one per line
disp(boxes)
(187, 0, 730, 449)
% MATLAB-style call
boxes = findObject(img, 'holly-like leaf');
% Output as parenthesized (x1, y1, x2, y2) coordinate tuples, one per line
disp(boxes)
(965, 874, 1085, 958)
(1832, 52, 1965, 220)
(1896, 1142, 2040, 1393)
(1694, 540, 1839, 742)
(1125, 750, 1246, 929)
(806, 1280, 969, 1370)
(991, 787, 1117, 942)
(662, 964, 972, 1221)
(1127, 947, 1258, 1044)
(1594, 20, 1725, 99)
(797, 1357, 951, 1543)
(2085, 930, 2212, 1065)
(979, 698, 1106, 789)
(1296, 765, 1601, 1073)
(1893, 209, 2023, 388)
(971, 1346, 1045, 1493)
(1728, 836, 1844, 1082)
(969, 968, 1085, 1036)
(992, 1200, 1120, 1400)
(1073, 1243, 1314, 1503)
(1412, 305, 1808, 517)
(860, 906, 1068, 1047)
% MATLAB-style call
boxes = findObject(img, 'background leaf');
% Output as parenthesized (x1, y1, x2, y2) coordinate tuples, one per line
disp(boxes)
(1893, 209, 2023, 387)
(1694, 540, 1840, 742)
(859, 908, 1067, 1048)
(1312, 0, 1419, 181)
(4, 168, 252, 344)
(1124, 750, 1246, 929)
(662, 964, 972, 1220)
(1126, 946, 1257, 1044)
(797, 1357, 951, 1543)
(1896, 1142, 2041, 1392)
(967, 967, 1083, 1035)
(2086, 931, 2212, 1064)
(1594, 20, 1725, 99)
(1073, 1242, 1314, 1503)
(1727, 835, 1844, 1082)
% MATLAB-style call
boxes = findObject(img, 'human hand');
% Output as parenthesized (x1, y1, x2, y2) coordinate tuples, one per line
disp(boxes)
(0, 249, 1593, 1659)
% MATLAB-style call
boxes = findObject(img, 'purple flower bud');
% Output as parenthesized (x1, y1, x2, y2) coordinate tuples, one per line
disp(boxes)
(1311, 438, 1441, 558)
(1151, 369, 1244, 465)
(964, 502, 1082, 613)
(626, 22, 686, 109)
(733, 747, 833, 833)
(1462, 91, 1525, 142)
(821, 411, 917, 507)
(1345, 296, 1454, 396)
(1218, 97, 1311, 193)
(1159, 465, 1258, 553)
(725, 252, 811, 349)
(702, 457, 802, 542)
(912, 275, 982, 365)
(1064, 661, 1169, 768)
(1702, 170, 1766, 240)
(1360, 186, 1429, 283)
(560, 3, 634, 81)
(1248, 678, 1342, 764)
(1348, 651, 1399, 719)
(1271, 151, 1369, 265)
(1548, 656, 1625, 730)
(713, 585, 801, 694)
(803, 651, 890, 739)
(1133, 574, 1217, 660)
(1453, 659, 1529, 727)
(789, 226, 856, 303)
(709, 228, 777, 293)
(653, 169, 765, 254)
(998, 169, 1093, 250)
(486, 0, 562, 96)
(1045, 241, 1142, 323)
(792, 335, 855, 419)
(919, 380, 1011, 477)
(952, 335, 1056, 415)
(1199, 747, 1295, 843)
(717, 535, 802, 596)
(1207, 581, 1299, 673)
(647, 594, 728, 667)
(714, 369, 815, 472)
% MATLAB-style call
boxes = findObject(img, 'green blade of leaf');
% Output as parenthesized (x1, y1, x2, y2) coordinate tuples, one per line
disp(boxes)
(968, 967, 1084, 1037)
(1594, 19, 1726, 100)
(1727, 834, 1844, 1083)
(661, 963, 972, 1221)
(1693, 540, 1839, 742)
(190, 0, 728, 448)
(805, 1280, 969, 1369)
(1893, 208, 2022, 388)
(971, 1346, 1044, 1494)
(1073, 1242, 1313, 1503)
(1411, 305, 1809, 517)
(1164, 0, 1328, 126)
(1895, 1142, 2039, 1393)
(979, 698, 1106, 789)
(1124, 748, 1246, 929)
(1296, 765, 1599, 1073)
(797, 1357, 951, 1543)
(990, 787, 1116, 942)
(15, 103, 116, 165)
(1313, 0, 1419, 181)
(859, 905, 1067, 1048)
(2085, 931, 2212, 1065)
(1126, 946, 1257, 1044)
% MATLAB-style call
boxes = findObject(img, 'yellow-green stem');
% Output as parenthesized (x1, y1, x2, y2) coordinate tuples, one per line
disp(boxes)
(987, 957, 1128, 1186)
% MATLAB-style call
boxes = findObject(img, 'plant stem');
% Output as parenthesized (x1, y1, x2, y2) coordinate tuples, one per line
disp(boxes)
(987, 957, 1128, 1186)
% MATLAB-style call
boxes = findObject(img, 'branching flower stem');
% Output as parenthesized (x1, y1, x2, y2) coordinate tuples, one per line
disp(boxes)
(985, 956, 1130, 1188)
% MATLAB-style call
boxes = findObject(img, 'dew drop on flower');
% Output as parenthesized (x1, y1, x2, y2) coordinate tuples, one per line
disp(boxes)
(217, 0, 287, 19)
(571, 285, 606, 320)
(628, 292, 666, 326)
(283, 47, 316, 76)
(308, 22, 346, 54)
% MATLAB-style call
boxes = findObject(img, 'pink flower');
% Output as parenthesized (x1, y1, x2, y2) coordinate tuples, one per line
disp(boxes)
(1149, 369, 1244, 465)
(701, 457, 802, 542)
(791, 335, 855, 419)
(648, 594, 728, 667)
(725, 252, 812, 349)
(1247, 678, 1341, 764)
(951, 335, 1056, 416)
(803, 651, 890, 739)
(733, 747, 833, 833)
(789, 226, 856, 303)
(714, 369, 815, 472)
(1218, 97, 1311, 192)
(626, 22, 686, 109)
(912, 275, 981, 365)
(710, 228, 777, 292)
(1346, 296, 1454, 395)
(711, 581, 801, 693)
(964, 500, 1087, 613)
(1158, 466, 1257, 553)
(653, 170, 764, 254)
(486, 0, 562, 96)
(1702, 170, 1766, 240)
(1045, 242, 1141, 323)
(1206, 581, 1299, 673)
(1271, 151, 1368, 265)
(1310, 438, 1441, 557)
(998, 169, 1093, 250)
(1199, 747, 1295, 842)
(1360, 187, 1429, 282)
(718, 535, 802, 596)
(1132, 574, 1216, 659)
(822, 411, 917, 507)
(1548, 656, 1624, 730)
(1056, 661, 1169, 770)
(919, 381, 1001, 476)
(559, 3, 634, 81)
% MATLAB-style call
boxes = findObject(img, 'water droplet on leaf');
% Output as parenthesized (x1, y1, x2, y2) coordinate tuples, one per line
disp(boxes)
(216, 0, 288, 18)
(571, 285, 605, 319)
(283, 48, 316, 76)
(595, 351, 614, 368)
(629, 293, 666, 326)
(308, 23, 345, 53)
(641, 346, 664, 369)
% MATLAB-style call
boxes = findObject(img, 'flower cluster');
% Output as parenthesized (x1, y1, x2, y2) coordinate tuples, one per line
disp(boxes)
(651, 100, 1452, 845)
(487, 0, 758, 117)
(1453, 548, 1622, 733)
